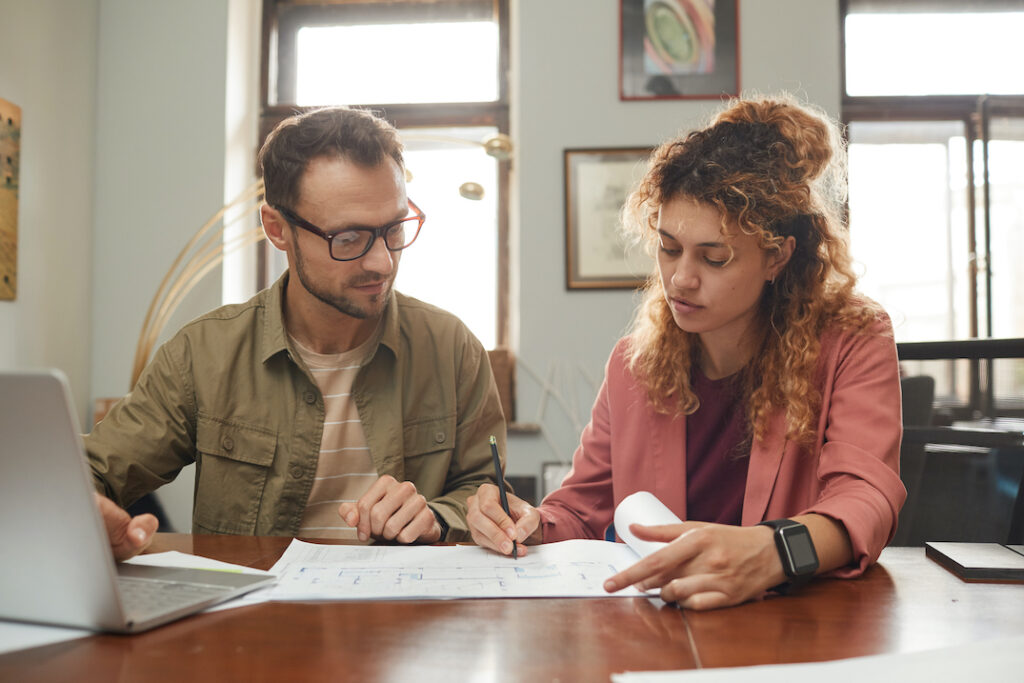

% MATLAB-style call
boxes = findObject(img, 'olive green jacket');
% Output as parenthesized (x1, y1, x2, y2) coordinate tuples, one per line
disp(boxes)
(86, 273, 506, 542)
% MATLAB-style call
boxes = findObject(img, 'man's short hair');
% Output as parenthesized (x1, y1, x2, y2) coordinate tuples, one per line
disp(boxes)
(258, 106, 405, 209)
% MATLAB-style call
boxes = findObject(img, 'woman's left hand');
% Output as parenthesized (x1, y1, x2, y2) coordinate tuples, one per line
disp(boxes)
(603, 522, 783, 610)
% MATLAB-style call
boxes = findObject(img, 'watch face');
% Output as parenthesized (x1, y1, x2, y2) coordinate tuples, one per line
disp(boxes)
(780, 525, 819, 575)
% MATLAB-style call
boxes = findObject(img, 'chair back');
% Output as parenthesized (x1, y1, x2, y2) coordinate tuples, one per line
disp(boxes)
(900, 375, 935, 427)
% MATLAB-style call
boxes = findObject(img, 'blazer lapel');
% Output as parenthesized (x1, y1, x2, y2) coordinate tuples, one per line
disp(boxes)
(742, 411, 788, 525)
(650, 409, 688, 521)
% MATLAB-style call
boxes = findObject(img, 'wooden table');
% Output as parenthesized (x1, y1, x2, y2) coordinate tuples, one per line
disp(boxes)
(2, 535, 1022, 682)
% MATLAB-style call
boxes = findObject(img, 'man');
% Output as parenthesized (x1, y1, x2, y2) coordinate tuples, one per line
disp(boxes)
(88, 107, 507, 559)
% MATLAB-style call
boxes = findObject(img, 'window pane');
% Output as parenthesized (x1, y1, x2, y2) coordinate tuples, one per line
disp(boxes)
(848, 121, 970, 343)
(845, 13, 1024, 96)
(982, 119, 1024, 340)
(296, 22, 498, 105)
(394, 127, 499, 348)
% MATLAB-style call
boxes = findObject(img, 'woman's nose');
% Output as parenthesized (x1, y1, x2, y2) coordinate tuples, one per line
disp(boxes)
(671, 257, 699, 289)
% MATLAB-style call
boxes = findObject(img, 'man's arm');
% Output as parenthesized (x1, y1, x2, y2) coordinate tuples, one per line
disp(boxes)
(427, 332, 508, 542)
(86, 342, 197, 508)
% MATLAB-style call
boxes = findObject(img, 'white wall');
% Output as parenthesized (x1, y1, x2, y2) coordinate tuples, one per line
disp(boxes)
(0, 0, 100, 426)
(90, 0, 230, 402)
(1, 0, 842, 524)
(89, 0, 242, 531)
(506, 0, 843, 486)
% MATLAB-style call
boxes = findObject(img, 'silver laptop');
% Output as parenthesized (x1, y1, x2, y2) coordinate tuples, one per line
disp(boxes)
(0, 369, 275, 633)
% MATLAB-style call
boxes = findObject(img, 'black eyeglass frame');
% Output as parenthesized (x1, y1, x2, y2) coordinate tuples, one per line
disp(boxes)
(272, 199, 426, 262)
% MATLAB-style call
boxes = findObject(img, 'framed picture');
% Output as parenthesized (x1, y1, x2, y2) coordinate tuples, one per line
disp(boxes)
(620, 0, 740, 101)
(0, 97, 20, 301)
(564, 147, 654, 290)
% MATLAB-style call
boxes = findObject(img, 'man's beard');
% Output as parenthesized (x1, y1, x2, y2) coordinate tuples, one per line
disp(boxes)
(291, 236, 391, 320)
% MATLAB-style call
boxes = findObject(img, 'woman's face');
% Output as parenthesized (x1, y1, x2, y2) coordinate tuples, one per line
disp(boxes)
(656, 197, 787, 347)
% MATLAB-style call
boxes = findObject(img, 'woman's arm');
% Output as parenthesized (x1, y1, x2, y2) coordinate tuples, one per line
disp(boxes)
(602, 511, 852, 610)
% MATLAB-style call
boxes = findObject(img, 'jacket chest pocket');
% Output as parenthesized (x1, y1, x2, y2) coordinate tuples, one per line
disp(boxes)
(193, 416, 277, 534)
(401, 414, 456, 499)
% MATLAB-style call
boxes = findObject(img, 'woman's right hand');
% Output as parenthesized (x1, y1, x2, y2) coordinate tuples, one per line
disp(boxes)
(466, 483, 541, 556)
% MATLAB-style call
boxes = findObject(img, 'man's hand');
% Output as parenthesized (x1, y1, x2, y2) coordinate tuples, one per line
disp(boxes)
(466, 483, 539, 557)
(338, 475, 440, 544)
(95, 493, 158, 561)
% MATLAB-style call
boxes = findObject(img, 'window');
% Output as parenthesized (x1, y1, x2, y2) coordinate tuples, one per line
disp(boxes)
(844, 10, 1024, 97)
(260, 0, 510, 350)
(842, 0, 1024, 416)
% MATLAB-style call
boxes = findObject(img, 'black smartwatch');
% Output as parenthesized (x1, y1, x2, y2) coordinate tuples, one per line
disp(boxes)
(758, 519, 819, 594)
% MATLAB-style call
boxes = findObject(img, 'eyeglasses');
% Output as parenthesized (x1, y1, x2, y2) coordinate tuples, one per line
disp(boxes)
(273, 199, 425, 262)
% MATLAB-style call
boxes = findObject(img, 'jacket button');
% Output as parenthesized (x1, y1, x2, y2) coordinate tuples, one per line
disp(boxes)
(290, 466, 303, 479)
(434, 431, 445, 444)
(222, 436, 234, 451)
(304, 391, 316, 404)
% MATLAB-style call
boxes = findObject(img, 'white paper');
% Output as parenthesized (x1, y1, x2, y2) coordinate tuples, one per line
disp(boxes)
(268, 539, 647, 600)
(614, 491, 684, 558)
(611, 634, 1024, 682)
(0, 621, 90, 656)
(267, 491, 680, 601)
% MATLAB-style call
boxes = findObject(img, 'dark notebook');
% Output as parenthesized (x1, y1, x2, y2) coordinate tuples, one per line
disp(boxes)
(925, 542, 1024, 582)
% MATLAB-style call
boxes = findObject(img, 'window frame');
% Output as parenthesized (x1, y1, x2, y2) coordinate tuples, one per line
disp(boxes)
(840, 0, 1024, 420)
(257, 0, 512, 350)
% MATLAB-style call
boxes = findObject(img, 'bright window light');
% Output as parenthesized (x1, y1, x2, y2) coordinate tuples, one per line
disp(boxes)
(395, 128, 499, 348)
(845, 13, 1024, 96)
(296, 22, 499, 105)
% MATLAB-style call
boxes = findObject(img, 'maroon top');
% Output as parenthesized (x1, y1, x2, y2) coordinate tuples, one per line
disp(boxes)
(685, 368, 750, 525)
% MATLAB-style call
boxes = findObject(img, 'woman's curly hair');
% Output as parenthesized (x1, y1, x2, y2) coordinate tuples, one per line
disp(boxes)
(622, 94, 882, 448)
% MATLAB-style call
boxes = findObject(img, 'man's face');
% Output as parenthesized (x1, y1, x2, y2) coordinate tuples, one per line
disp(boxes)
(285, 155, 409, 321)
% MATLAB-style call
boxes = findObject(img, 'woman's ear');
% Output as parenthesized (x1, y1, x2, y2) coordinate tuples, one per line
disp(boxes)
(768, 235, 796, 282)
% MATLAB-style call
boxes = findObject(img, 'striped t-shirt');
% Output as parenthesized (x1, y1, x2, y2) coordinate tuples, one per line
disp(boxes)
(292, 331, 380, 539)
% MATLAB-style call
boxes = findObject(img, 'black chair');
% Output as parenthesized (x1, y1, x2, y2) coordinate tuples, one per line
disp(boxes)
(126, 494, 175, 532)
(894, 375, 1024, 545)
(891, 375, 935, 546)
(1009, 473, 1024, 544)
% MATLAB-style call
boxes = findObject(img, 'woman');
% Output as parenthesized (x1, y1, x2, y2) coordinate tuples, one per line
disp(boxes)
(467, 94, 907, 610)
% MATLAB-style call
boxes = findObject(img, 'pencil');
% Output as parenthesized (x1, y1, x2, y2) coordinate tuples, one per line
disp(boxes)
(488, 435, 517, 559)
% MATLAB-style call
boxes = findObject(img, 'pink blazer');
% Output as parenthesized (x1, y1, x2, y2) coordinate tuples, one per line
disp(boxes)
(538, 321, 907, 577)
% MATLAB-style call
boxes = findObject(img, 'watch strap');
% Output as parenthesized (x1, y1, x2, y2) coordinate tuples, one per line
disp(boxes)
(430, 506, 450, 543)
(758, 519, 818, 594)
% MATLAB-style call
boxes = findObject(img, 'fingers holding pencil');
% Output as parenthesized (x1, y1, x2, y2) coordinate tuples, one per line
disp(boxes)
(467, 483, 537, 557)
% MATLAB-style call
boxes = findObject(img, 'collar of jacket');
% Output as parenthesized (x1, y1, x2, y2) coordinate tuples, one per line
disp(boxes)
(257, 269, 400, 365)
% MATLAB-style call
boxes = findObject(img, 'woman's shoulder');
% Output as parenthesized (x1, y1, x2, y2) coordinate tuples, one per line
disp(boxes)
(607, 336, 641, 372)
(822, 296, 893, 341)
(818, 297, 897, 368)
(604, 336, 646, 387)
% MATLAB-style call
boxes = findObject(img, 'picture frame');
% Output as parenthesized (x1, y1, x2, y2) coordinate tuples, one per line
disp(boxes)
(0, 96, 21, 301)
(620, 0, 740, 101)
(564, 147, 654, 290)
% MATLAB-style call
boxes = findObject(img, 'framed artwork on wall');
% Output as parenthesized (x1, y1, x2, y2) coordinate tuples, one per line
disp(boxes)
(620, 0, 740, 101)
(564, 147, 654, 290)
(0, 97, 20, 301)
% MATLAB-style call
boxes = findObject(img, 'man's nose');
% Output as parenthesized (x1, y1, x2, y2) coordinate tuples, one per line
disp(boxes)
(359, 235, 395, 275)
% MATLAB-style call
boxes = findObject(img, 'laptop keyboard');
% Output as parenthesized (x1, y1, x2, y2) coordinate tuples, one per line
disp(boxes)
(118, 576, 230, 615)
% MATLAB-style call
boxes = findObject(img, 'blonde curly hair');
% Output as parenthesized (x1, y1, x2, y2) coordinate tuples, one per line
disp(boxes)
(622, 94, 882, 448)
